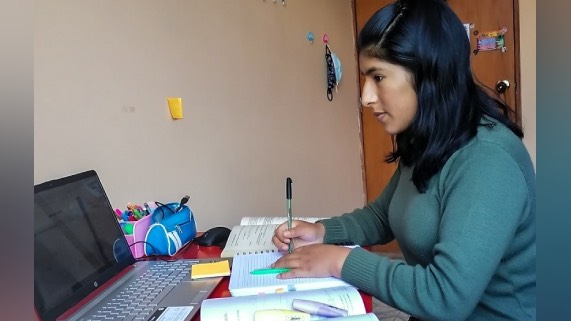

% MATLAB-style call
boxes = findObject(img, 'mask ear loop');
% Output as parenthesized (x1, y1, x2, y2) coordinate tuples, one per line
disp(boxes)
(325, 44, 336, 101)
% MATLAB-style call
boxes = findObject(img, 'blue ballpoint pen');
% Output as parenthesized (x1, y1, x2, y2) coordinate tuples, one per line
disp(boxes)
(286, 177, 293, 254)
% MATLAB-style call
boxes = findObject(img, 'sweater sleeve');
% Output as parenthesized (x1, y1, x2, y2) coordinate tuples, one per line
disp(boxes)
(319, 165, 402, 246)
(340, 142, 532, 321)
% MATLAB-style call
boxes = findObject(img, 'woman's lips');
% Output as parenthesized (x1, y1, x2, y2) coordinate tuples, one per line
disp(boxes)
(374, 112, 387, 122)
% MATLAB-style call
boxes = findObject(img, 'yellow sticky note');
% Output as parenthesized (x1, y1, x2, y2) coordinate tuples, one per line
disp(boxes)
(167, 97, 183, 119)
(190, 260, 231, 280)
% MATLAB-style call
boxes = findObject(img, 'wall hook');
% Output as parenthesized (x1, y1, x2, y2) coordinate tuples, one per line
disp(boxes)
(307, 32, 315, 44)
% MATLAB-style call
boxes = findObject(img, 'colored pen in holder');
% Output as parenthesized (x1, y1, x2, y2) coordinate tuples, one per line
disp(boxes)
(120, 222, 134, 235)
(122, 214, 153, 258)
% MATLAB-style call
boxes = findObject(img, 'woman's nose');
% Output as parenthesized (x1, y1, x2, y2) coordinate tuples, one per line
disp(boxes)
(360, 79, 377, 108)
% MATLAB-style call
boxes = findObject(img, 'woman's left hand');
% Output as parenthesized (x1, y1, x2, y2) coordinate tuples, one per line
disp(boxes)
(272, 244, 352, 279)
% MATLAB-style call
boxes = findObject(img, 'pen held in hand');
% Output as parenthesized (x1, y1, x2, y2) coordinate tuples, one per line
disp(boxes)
(286, 177, 293, 254)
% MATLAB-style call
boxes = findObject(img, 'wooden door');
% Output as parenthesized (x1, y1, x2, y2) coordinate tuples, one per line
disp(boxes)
(354, 0, 521, 253)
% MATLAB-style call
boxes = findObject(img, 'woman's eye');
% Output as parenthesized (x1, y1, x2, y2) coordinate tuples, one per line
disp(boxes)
(373, 75, 384, 82)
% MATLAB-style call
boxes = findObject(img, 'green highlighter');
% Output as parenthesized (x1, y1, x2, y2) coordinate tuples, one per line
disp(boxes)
(250, 267, 291, 275)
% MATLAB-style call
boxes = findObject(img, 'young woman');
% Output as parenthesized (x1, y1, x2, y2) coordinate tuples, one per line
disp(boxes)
(272, 0, 536, 320)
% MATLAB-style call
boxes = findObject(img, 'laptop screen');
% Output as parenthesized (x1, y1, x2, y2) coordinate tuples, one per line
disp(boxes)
(34, 170, 134, 321)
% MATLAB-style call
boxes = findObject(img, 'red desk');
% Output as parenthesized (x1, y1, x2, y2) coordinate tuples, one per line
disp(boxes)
(177, 242, 373, 320)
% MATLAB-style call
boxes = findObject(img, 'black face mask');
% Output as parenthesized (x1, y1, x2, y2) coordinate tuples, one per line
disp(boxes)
(325, 44, 336, 101)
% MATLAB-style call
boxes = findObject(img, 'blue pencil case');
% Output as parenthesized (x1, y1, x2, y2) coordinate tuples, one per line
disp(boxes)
(144, 202, 197, 256)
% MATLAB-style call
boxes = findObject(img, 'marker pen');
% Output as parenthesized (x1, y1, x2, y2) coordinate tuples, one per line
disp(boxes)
(144, 201, 158, 211)
(250, 267, 291, 275)
(254, 309, 310, 321)
(120, 222, 134, 235)
(143, 203, 152, 215)
(292, 299, 348, 318)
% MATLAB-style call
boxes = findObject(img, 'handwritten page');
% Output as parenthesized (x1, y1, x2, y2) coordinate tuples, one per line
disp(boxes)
(220, 217, 331, 257)
(228, 252, 351, 297)
(220, 224, 279, 257)
(201, 286, 367, 321)
(239, 216, 327, 225)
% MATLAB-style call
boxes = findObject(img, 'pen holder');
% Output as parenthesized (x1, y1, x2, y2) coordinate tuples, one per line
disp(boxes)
(144, 202, 197, 256)
(123, 214, 153, 259)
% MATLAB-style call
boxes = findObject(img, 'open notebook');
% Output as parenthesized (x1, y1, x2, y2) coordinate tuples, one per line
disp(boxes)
(221, 216, 328, 258)
(228, 252, 352, 297)
(201, 286, 380, 320)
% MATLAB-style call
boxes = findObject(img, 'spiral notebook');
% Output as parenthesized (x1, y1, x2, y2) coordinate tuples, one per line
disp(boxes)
(228, 252, 352, 297)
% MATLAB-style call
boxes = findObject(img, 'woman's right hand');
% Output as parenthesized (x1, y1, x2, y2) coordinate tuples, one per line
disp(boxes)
(272, 220, 326, 252)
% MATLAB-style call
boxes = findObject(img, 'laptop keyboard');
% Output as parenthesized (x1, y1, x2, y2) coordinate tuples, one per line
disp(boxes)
(82, 260, 193, 321)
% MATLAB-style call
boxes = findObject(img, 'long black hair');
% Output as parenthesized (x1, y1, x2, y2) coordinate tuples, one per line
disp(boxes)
(357, 0, 523, 192)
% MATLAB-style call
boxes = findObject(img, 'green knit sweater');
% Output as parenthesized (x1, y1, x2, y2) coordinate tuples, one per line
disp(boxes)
(320, 122, 536, 321)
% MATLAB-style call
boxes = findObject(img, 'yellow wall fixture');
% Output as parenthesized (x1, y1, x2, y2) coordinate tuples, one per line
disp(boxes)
(167, 97, 183, 119)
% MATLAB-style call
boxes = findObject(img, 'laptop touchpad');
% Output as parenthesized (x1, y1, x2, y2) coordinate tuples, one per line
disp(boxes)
(158, 278, 223, 307)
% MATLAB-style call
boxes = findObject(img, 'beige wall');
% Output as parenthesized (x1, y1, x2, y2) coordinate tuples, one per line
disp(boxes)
(34, 0, 365, 230)
(520, 0, 536, 168)
(34, 0, 536, 231)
